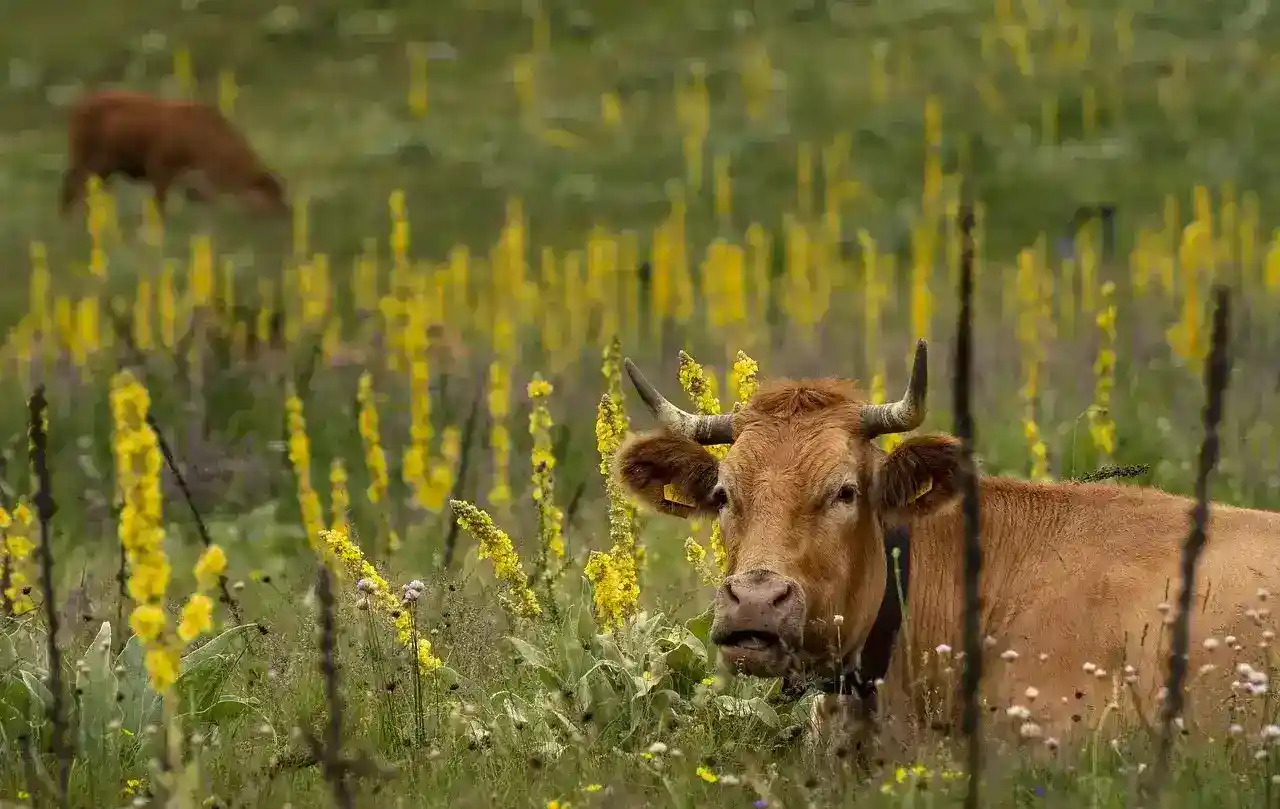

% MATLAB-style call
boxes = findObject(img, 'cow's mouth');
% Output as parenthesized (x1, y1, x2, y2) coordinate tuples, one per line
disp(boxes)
(714, 629, 792, 677)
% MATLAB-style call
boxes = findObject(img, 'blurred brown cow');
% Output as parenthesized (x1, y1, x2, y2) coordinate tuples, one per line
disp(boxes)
(60, 89, 290, 218)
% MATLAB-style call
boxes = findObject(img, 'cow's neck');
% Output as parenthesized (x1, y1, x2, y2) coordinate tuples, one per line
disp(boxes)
(883, 476, 1081, 714)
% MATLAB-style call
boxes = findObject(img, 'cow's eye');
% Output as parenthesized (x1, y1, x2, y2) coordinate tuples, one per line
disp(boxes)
(835, 484, 858, 505)
(709, 486, 730, 511)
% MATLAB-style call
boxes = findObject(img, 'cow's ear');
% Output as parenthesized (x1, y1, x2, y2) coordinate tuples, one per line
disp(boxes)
(614, 431, 721, 519)
(873, 436, 962, 519)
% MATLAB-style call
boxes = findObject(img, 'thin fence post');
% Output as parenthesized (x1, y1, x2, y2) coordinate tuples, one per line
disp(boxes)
(1147, 284, 1233, 802)
(954, 201, 984, 809)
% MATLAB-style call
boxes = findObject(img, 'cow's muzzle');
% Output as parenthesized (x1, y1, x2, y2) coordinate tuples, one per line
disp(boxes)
(710, 569, 806, 678)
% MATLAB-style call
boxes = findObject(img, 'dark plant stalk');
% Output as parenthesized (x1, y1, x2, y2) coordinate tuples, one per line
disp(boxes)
(1073, 464, 1151, 484)
(1148, 285, 1232, 800)
(143, 413, 242, 623)
(953, 203, 983, 809)
(29, 386, 69, 809)
(410, 604, 425, 746)
(441, 378, 488, 569)
(315, 562, 354, 809)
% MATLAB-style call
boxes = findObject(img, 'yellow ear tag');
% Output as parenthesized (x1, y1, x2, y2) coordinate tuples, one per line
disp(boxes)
(909, 478, 933, 504)
(664, 483, 696, 508)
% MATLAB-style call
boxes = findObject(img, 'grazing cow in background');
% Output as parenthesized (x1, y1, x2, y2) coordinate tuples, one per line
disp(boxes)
(60, 89, 290, 218)
(613, 339, 1280, 745)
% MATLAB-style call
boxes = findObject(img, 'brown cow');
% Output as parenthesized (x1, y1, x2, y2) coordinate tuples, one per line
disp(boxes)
(614, 340, 1280, 746)
(60, 89, 290, 218)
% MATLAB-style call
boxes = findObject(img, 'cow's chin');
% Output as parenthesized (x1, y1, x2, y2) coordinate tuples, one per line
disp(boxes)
(718, 641, 793, 679)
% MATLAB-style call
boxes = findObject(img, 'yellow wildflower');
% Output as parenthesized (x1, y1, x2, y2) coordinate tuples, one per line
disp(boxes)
(285, 390, 326, 552)
(320, 527, 443, 674)
(1, 501, 36, 614)
(449, 500, 540, 619)
(695, 765, 719, 783)
(528, 374, 565, 578)
(678, 350, 730, 573)
(193, 545, 227, 592)
(144, 646, 180, 692)
(356, 372, 390, 505)
(177, 594, 213, 643)
(129, 605, 166, 642)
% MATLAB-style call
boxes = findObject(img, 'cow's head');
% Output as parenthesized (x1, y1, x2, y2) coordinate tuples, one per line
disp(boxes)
(614, 341, 962, 680)
(242, 170, 291, 216)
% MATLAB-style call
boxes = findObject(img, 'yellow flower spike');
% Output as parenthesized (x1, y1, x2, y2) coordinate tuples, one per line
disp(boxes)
(193, 545, 227, 592)
(284, 389, 327, 552)
(129, 605, 167, 642)
(677, 350, 730, 572)
(527, 375, 565, 577)
(177, 594, 213, 643)
(449, 500, 541, 620)
(729, 350, 759, 405)
(111, 370, 176, 691)
(145, 646, 180, 692)
(0, 501, 36, 613)
(590, 337, 640, 629)
(329, 458, 350, 531)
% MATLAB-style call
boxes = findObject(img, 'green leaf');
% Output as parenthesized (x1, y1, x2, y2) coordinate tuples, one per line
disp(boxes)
(506, 636, 562, 691)
(19, 670, 50, 713)
(684, 608, 713, 650)
(191, 696, 259, 727)
(113, 635, 161, 736)
(175, 623, 257, 720)
(75, 622, 122, 764)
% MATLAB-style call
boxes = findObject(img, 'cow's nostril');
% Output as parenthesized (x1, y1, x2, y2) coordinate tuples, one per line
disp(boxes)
(723, 580, 743, 605)
(770, 580, 794, 608)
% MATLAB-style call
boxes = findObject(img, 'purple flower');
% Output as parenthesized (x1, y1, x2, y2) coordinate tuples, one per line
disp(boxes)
(753, 801, 768, 808)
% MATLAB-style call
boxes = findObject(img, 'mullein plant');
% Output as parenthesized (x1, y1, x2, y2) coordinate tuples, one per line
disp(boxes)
(326, 526, 445, 675)
(0, 501, 36, 615)
(284, 385, 327, 555)
(676, 350, 728, 580)
(585, 337, 640, 631)
(356, 372, 401, 555)
(110, 370, 179, 692)
(448, 500, 541, 620)
(527, 374, 565, 601)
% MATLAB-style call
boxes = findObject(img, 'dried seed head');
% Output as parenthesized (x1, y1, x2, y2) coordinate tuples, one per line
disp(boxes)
(1156, 602, 1172, 615)
(1019, 722, 1043, 739)
(355, 597, 370, 611)
(1044, 737, 1060, 751)
(1024, 686, 1040, 702)
(1001, 649, 1019, 662)
(833, 614, 844, 627)
(1259, 588, 1271, 602)
(407, 579, 426, 593)
(1203, 637, 1220, 651)
(1006, 705, 1031, 720)
(1229, 724, 1245, 735)
(1082, 662, 1097, 674)
(935, 644, 952, 655)
(356, 578, 375, 594)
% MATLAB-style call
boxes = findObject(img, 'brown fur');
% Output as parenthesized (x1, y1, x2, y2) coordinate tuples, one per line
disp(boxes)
(616, 376, 1280, 740)
(60, 90, 290, 217)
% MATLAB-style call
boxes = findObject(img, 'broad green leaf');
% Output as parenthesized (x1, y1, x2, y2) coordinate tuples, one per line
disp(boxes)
(113, 635, 161, 736)
(175, 623, 257, 719)
(75, 621, 121, 764)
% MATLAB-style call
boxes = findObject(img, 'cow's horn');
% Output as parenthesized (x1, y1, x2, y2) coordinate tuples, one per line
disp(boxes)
(622, 358, 736, 445)
(860, 339, 928, 438)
